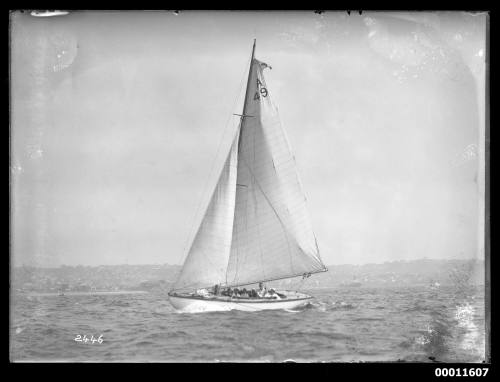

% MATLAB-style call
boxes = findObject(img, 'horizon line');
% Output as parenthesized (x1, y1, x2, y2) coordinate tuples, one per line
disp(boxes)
(12, 257, 484, 269)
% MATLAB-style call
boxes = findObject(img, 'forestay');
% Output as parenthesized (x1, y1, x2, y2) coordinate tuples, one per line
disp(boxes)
(174, 131, 240, 290)
(173, 55, 326, 291)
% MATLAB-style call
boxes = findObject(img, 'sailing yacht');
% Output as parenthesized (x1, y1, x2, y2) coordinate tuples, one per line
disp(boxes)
(168, 40, 327, 312)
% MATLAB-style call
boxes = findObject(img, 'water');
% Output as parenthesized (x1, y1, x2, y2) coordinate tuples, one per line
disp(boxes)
(10, 286, 485, 362)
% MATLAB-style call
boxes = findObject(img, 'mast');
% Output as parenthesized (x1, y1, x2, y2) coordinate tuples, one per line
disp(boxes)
(172, 39, 327, 293)
(241, 39, 256, 119)
(234, 39, 256, 154)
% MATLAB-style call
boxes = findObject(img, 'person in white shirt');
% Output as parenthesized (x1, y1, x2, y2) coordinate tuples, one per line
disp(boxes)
(257, 282, 266, 298)
(196, 288, 210, 297)
(264, 288, 281, 300)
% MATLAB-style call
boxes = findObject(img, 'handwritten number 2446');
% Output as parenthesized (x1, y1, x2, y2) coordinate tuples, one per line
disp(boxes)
(75, 334, 103, 344)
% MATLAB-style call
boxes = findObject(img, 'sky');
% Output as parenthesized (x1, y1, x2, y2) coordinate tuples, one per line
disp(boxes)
(10, 11, 487, 267)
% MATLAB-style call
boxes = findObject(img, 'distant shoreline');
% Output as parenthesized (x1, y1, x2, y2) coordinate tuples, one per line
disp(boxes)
(11, 258, 484, 294)
(15, 284, 486, 296)
(11, 258, 483, 269)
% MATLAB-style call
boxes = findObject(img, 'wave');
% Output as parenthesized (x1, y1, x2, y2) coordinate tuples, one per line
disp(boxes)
(107, 300, 131, 308)
(296, 301, 355, 312)
(134, 340, 156, 347)
(351, 317, 385, 322)
(293, 330, 353, 341)
(10, 284, 485, 362)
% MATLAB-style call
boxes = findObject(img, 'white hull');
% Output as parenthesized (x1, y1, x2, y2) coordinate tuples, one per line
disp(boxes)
(169, 291, 312, 313)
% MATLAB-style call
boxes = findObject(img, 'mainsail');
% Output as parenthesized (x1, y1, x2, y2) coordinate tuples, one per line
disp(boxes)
(174, 41, 326, 291)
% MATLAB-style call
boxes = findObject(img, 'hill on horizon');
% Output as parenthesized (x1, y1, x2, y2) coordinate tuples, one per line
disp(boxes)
(11, 258, 484, 293)
(13, 256, 483, 269)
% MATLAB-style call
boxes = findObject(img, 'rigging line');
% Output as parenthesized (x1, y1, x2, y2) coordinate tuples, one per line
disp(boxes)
(252, 114, 267, 282)
(252, 67, 295, 273)
(239, 153, 295, 272)
(228, 164, 250, 286)
(225, 126, 242, 287)
(225, 41, 256, 286)
(219, 268, 327, 290)
(170, 266, 327, 292)
(271, 96, 326, 268)
(176, 53, 252, 268)
(261, 121, 296, 275)
(296, 274, 311, 292)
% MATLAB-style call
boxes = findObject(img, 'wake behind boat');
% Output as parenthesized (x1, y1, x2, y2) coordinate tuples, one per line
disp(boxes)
(168, 40, 327, 312)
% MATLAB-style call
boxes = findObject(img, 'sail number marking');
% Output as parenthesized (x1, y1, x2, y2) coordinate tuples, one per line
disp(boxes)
(254, 78, 268, 100)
